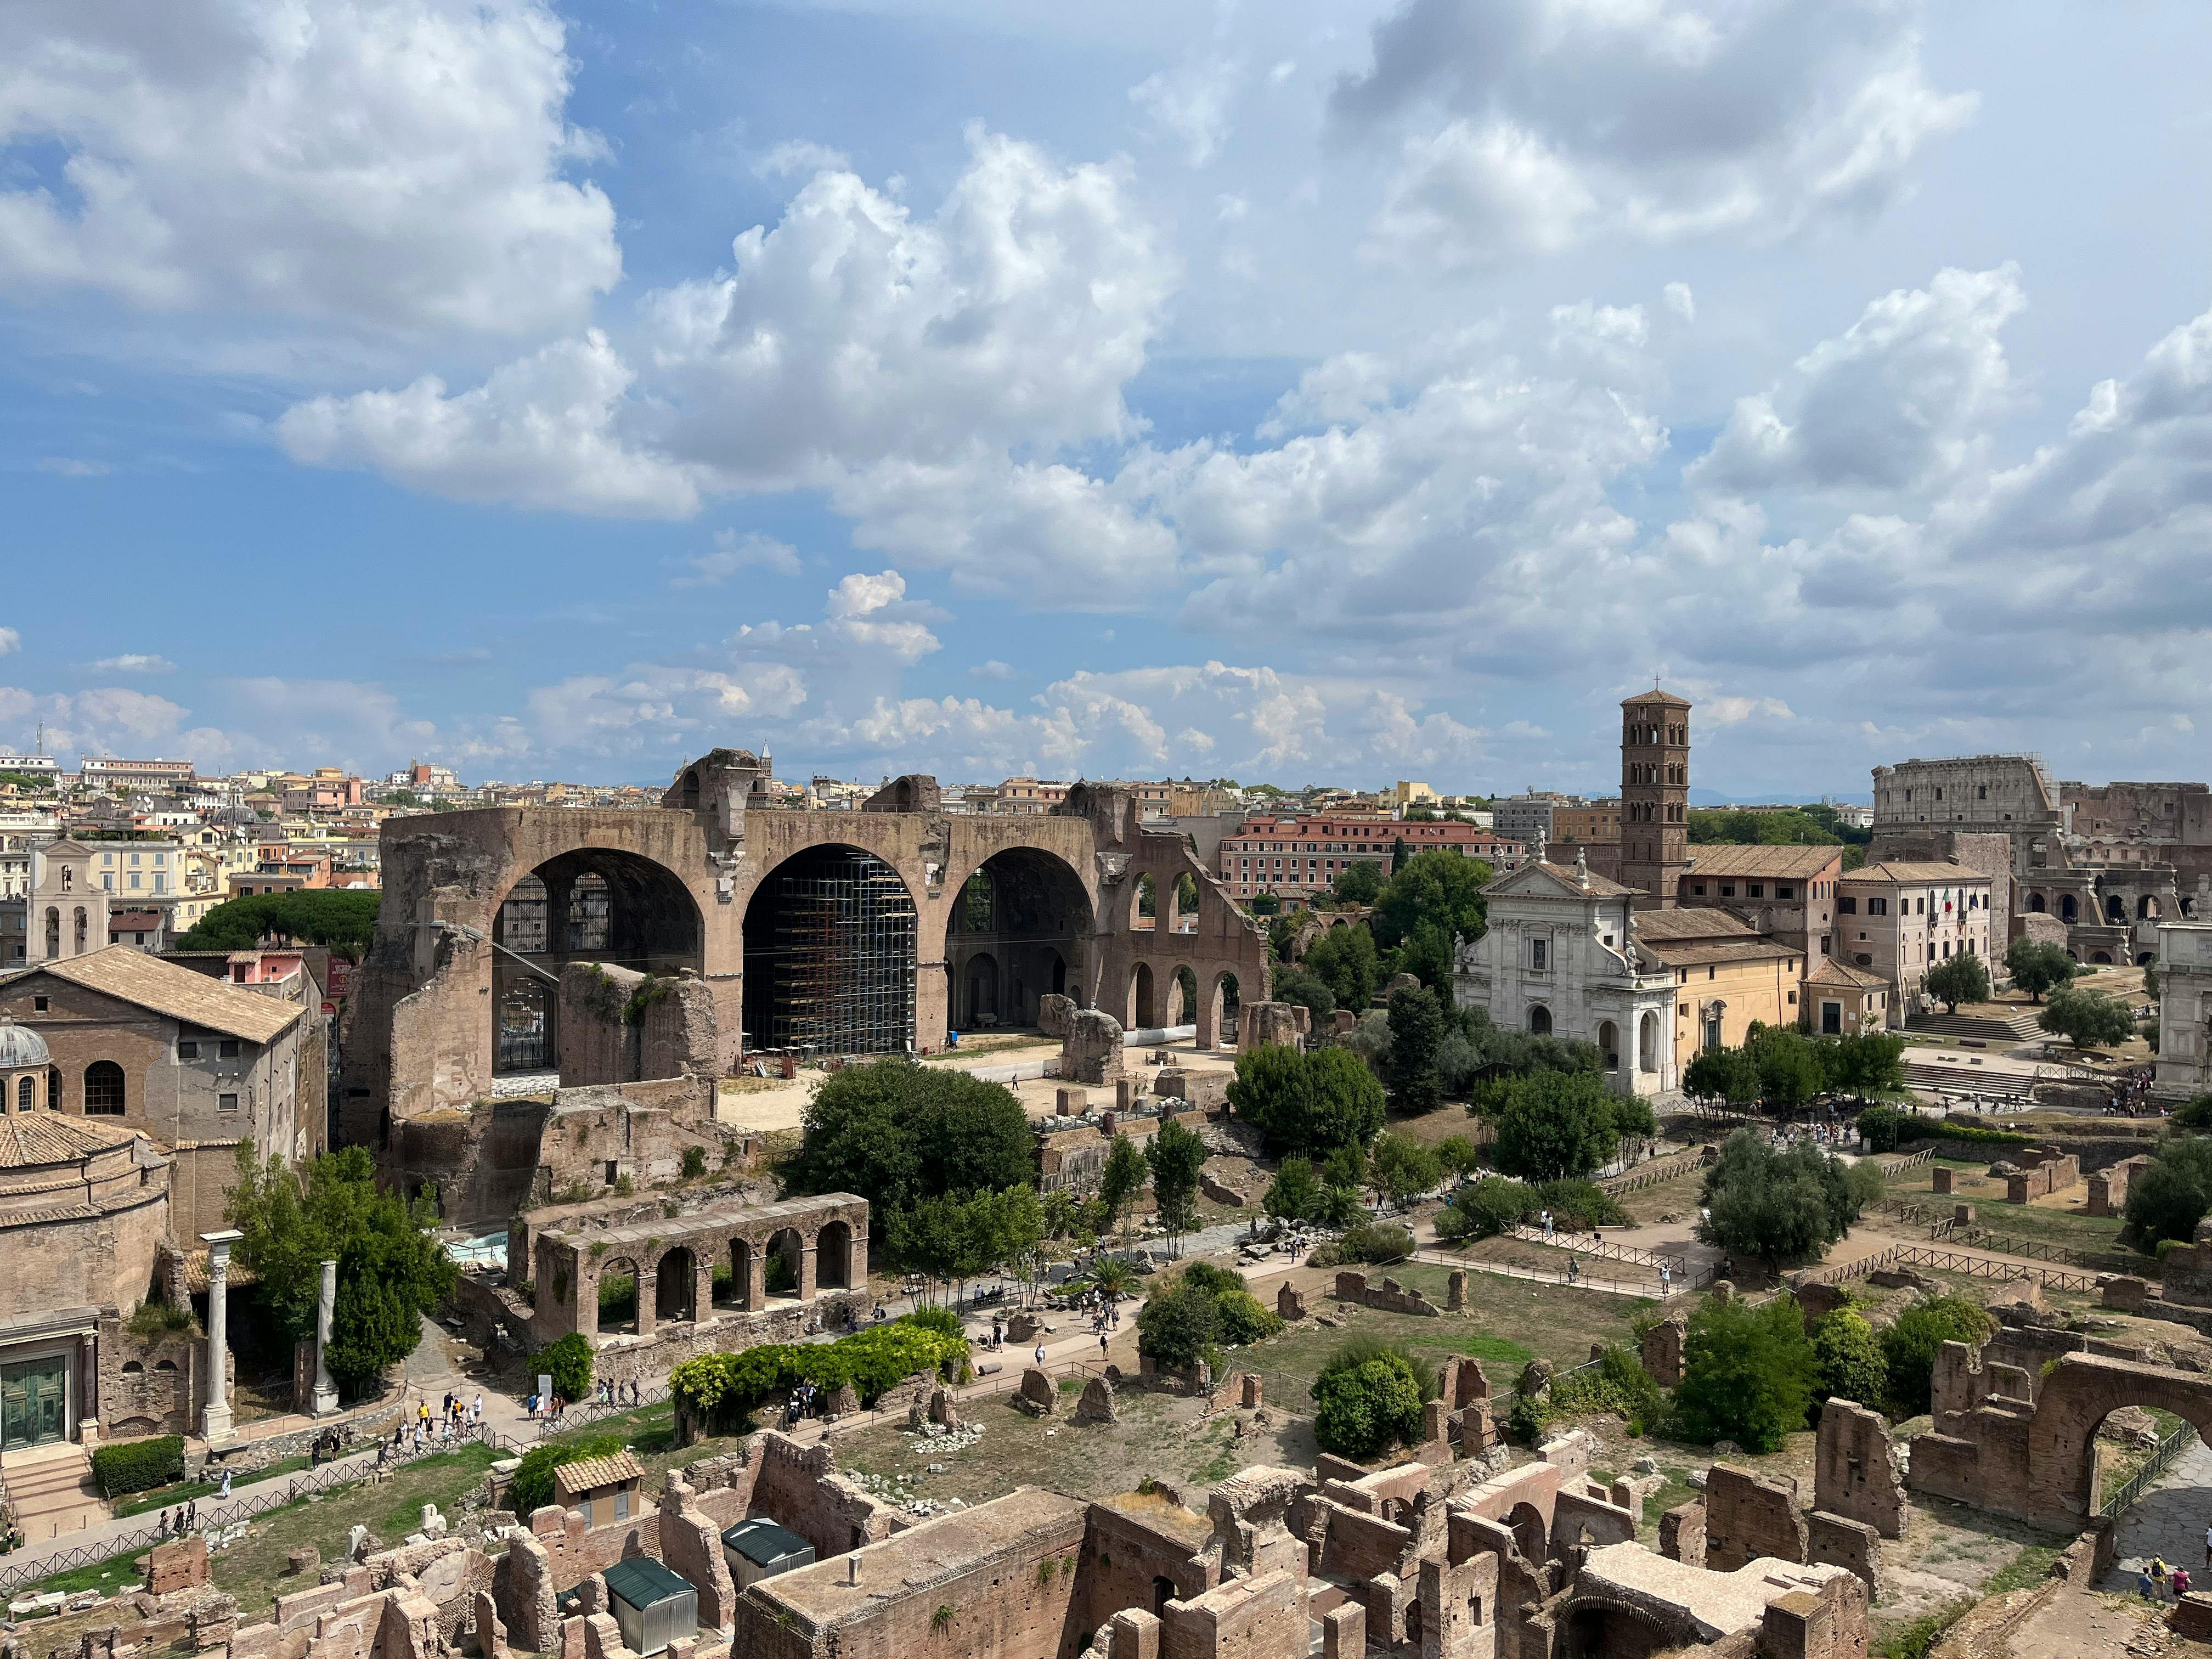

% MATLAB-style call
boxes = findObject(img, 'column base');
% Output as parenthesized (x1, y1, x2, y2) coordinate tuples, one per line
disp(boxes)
(77, 1419, 100, 1451)
(200, 1404, 235, 1443)
(311, 1386, 340, 1417)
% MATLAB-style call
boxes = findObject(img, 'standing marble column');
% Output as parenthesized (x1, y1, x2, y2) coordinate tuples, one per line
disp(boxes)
(200, 1229, 244, 1443)
(311, 1258, 339, 1415)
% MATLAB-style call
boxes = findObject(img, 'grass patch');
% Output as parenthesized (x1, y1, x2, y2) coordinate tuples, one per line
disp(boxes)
(114, 1455, 314, 1517)
(1981, 1544, 2059, 1597)
(208, 1444, 500, 1618)
(1874, 1599, 1972, 1659)
(1457, 1335, 1534, 1367)
(13, 1554, 146, 1601)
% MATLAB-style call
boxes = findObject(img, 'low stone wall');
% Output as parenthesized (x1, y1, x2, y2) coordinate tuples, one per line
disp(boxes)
(196, 1387, 411, 1475)
(1331, 1272, 1441, 1317)
(589, 1290, 874, 1384)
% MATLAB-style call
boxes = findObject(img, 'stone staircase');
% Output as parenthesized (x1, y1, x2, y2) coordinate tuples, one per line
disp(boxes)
(2, 1442, 104, 1542)
(1906, 1008, 2044, 1044)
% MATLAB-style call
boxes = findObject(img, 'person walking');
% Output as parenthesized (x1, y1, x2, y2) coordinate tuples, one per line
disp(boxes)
(2176, 1565, 2193, 1601)
(218, 1468, 232, 1501)
(1098, 1329, 1110, 1361)
(1034, 1340, 1047, 1368)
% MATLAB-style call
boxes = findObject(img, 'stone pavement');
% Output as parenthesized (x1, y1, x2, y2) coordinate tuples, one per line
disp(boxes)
(2099, 1434, 2212, 1594)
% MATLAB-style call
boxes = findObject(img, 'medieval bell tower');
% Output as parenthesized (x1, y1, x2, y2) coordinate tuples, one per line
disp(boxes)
(1620, 690, 1691, 908)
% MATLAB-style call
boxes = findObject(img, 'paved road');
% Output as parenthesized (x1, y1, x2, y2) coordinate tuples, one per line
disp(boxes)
(2100, 1435, 2212, 1595)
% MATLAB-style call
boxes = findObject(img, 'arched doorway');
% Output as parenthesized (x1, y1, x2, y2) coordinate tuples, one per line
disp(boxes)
(817, 1221, 853, 1290)
(1171, 874, 1198, 933)
(1562, 1603, 1671, 1659)
(1506, 1501, 1547, 1561)
(1171, 966, 1199, 1026)
(491, 849, 703, 1074)
(1132, 873, 1158, 930)
(599, 1257, 640, 1336)
(1597, 1022, 1618, 1072)
(766, 1228, 804, 1299)
(962, 952, 1001, 1028)
(743, 845, 916, 1058)
(2061, 894, 2079, 923)
(944, 850, 1090, 1032)
(2091, 951, 2113, 965)
(657, 1248, 696, 1324)
(1212, 972, 1242, 1047)
(1130, 962, 1158, 1029)
(2107, 895, 2127, 924)
(1638, 1012, 1658, 1073)
(2140, 895, 2163, 920)
(1528, 1006, 1552, 1036)
(2138, 952, 2157, 966)
(716, 1238, 753, 1310)
(2026, 892, 2046, 912)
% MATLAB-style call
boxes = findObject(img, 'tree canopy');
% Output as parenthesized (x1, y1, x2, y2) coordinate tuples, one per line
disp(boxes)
(1381, 981, 1446, 1114)
(1695, 1128, 1881, 1263)
(1487, 1069, 1652, 1182)
(1144, 1118, 1210, 1250)
(2037, 984, 2136, 1049)
(2124, 1136, 2212, 1250)
(1880, 1295, 1995, 1418)
(226, 1145, 455, 1397)
(1312, 1340, 1428, 1460)
(1226, 1042, 1386, 1156)
(1923, 951, 1991, 1013)
(782, 1058, 1035, 1223)
(2005, 938, 2078, 1002)
(1304, 924, 1381, 1010)
(1675, 1295, 1819, 1452)
(1686, 808, 1846, 848)
(178, 889, 382, 958)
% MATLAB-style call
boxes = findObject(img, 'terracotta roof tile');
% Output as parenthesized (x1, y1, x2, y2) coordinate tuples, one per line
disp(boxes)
(1631, 906, 1759, 941)
(0, 1111, 144, 1170)
(554, 1450, 645, 1494)
(1678, 845, 1845, 880)
(8, 946, 301, 1044)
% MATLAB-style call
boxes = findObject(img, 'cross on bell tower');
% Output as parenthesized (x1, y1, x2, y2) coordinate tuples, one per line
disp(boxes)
(1620, 689, 1691, 909)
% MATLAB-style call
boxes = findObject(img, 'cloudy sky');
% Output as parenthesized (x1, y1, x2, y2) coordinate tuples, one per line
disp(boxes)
(4, 1, 2210, 798)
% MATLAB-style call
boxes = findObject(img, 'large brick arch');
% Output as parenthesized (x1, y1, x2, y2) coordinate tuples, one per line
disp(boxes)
(2032, 1354, 2212, 1520)
(345, 777, 1266, 1128)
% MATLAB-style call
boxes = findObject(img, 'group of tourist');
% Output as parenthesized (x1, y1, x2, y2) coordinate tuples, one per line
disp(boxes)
(2107, 1067, 2163, 1116)
(591, 1378, 645, 1407)
(2136, 1554, 2193, 1601)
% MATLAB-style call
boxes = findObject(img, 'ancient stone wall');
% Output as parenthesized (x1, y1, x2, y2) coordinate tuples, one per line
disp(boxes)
(1805, 1513, 1882, 1596)
(1702, 1466, 1808, 1572)
(2089, 1155, 2152, 1217)
(2004, 1152, 2080, 1203)
(1160, 1570, 1306, 1659)
(1813, 1399, 1903, 1539)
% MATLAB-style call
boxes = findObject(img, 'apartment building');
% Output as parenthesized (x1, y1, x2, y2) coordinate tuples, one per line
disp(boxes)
(1835, 860, 1995, 1015)
(1218, 814, 1525, 906)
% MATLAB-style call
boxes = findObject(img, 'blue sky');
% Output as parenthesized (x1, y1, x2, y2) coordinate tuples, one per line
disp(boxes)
(4, 1, 2212, 799)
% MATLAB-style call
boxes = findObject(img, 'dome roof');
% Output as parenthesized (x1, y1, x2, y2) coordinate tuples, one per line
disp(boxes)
(0, 1019, 52, 1070)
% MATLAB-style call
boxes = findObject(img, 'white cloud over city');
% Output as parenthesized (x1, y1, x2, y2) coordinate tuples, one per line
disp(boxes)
(6, 0, 2211, 793)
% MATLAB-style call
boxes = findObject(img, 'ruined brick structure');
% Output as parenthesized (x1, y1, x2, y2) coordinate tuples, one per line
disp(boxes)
(1872, 755, 2203, 970)
(2002, 1148, 2081, 1203)
(345, 759, 1271, 1140)
(529, 1192, 870, 1348)
(1910, 1346, 2212, 1528)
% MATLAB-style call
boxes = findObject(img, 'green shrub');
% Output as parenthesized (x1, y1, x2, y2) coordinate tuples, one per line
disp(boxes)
(1337, 1222, 1415, 1264)
(670, 1316, 969, 1434)
(901, 1305, 967, 1342)
(507, 1436, 623, 1516)
(1854, 1105, 1904, 1153)
(680, 1147, 708, 1180)
(1929, 1124, 2034, 1149)
(1881, 1296, 1995, 1418)
(1533, 1178, 1627, 1230)
(1810, 1309, 1888, 1407)
(540, 1332, 595, 1403)
(1676, 1296, 1819, 1453)
(1215, 1289, 1286, 1347)
(1439, 1176, 1536, 1240)
(92, 1435, 184, 1497)
(1312, 1343, 1426, 1460)
(1543, 1344, 1666, 1429)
